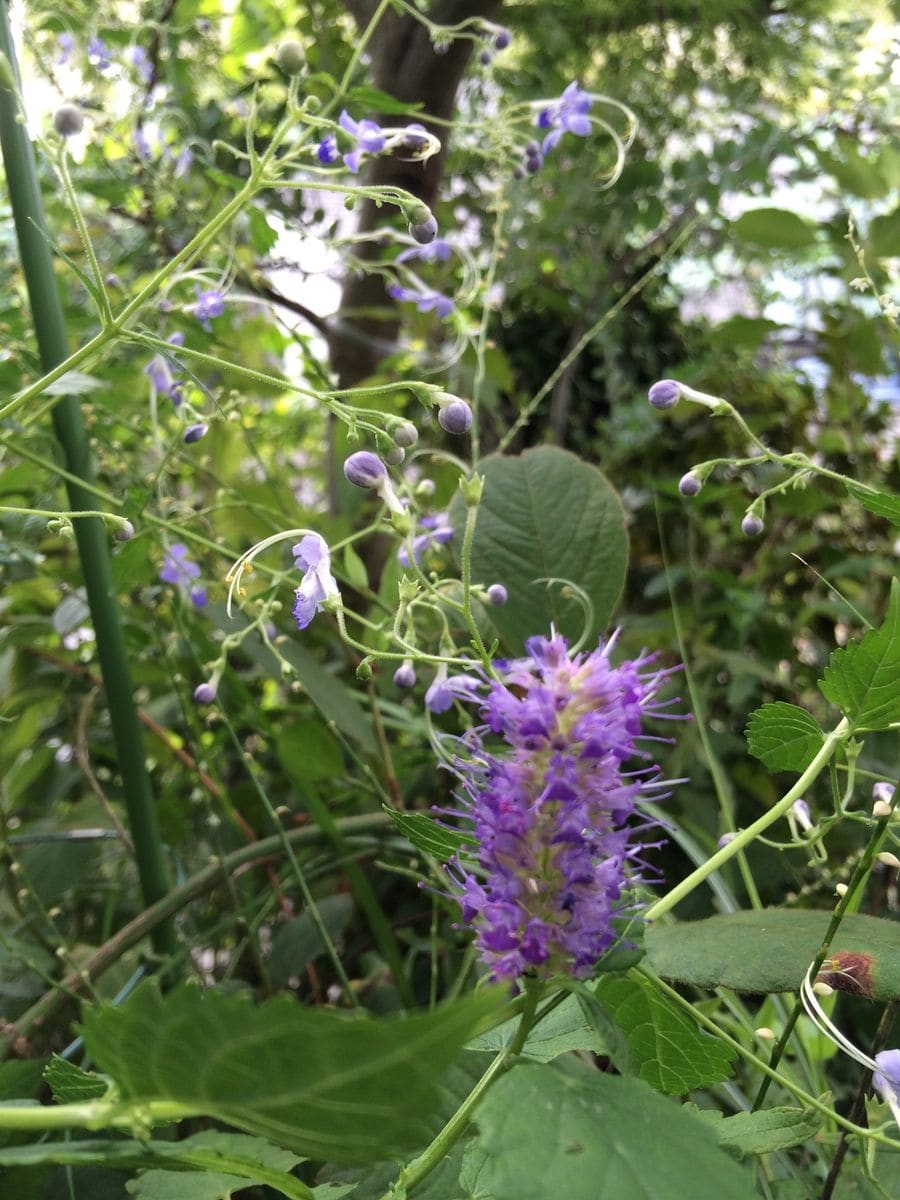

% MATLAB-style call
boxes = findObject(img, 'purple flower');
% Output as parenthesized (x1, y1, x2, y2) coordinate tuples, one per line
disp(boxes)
(438, 399, 472, 434)
(57, 33, 75, 66)
(338, 109, 386, 173)
(292, 533, 340, 630)
(439, 631, 681, 980)
(425, 664, 483, 714)
(134, 128, 152, 162)
(317, 135, 339, 165)
(144, 353, 182, 404)
(194, 682, 216, 705)
(648, 379, 680, 410)
(183, 423, 208, 444)
(174, 146, 193, 178)
(159, 544, 207, 608)
(537, 81, 592, 154)
(741, 513, 764, 537)
(874, 1050, 900, 1110)
(193, 287, 225, 332)
(388, 284, 454, 319)
(487, 583, 508, 606)
(131, 45, 154, 84)
(87, 36, 112, 73)
(409, 214, 438, 244)
(678, 472, 702, 497)
(394, 661, 417, 689)
(398, 513, 454, 567)
(344, 451, 387, 490)
(395, 238, 452, 265)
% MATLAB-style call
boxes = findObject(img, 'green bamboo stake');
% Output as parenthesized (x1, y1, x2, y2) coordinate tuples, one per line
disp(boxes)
(0, 8, 176, 959)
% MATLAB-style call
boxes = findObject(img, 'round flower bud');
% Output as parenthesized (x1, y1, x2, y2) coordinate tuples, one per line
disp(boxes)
(344, 450, 387, 489)
(410, 214, 438, 245)
(741, 513, 764, 537)
(526, 140, 540, 156)
(678, 472, 702, 497)
(648, 379, 680, 410)
(494, 28, 511, 49)
(114, 519, 135, 542)
(873, 782, 895, 806)
(393, 662, 417, 689)
(524, 153, 542, 175)
(54, 104, 84, 137)
(385, 445, 405, 466)
(478, 50, 493, 66)
(355, 658, 374, 681)
(183, 423, 208, 444)
(193, 682, 216, 705)
(487, 583, 508, 606)
(513, 166, 526, 180)
(438, 399, 473, 435)
(416, 478, 436, 497)
(276, 40, 306, 75)
(392, 421, 418, 448)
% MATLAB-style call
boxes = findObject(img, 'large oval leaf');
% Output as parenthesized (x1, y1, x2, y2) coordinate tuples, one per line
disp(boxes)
(731, 208, 817, 250)
(451, 447, 627, 652)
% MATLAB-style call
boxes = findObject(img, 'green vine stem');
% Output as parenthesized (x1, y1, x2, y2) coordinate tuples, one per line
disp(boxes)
(0, 5, 177, 961)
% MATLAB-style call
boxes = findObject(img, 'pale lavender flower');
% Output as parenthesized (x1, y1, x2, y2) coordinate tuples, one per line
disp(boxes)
(395, 238, 452, 265)
(134, 127, 152, 162)
(292, 533, 340, 630)
(194, 682, 216, 705)
(394, 661, 417, 689)
(537, 81, 592, 154)
(193, 286, 225, 332)
(131, 45, 154, 84)
(57, 32, 75, 66)
(388, 284, 454, 319)
(425, 663, 483, 714)
(144, 353, 182, 404)
(160, 543, 207, 608)
(874, 1051, 900, 1123)
(87, 36, 111, 73)
(398, 513, 454, 567)
(338, 109, 386, 173)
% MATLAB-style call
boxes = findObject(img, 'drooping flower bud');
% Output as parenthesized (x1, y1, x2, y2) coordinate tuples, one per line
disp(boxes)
(385, 446, 405, 466)
(487, 583, 508, 606)
(54, 104, 84, 137)
(678, 472, 702, 497)
(409, 213, 438, 245)
(393, 661, 417, 689)
(183, 423, 208, 444)
(193, 682, 217, 705)
(648, 379, 681, 410)
(392, 421, 419, 448)
(114, 519, 135, 542)
(741, 513, 764, 537)
(494, 28, 511, 49)
(437, 397, 473, 435)
(344, 451, 387, 489)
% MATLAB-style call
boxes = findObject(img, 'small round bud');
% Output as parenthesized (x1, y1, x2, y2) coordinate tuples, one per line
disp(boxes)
(355, 659, 374, 681)
(877, 852, 900, 869)
(678, 472, 702, 497)
(835, 883, 848, 897)
(392, 421, 418, 448)
(494, 28, 511, 49)
(193, 682, 216, 705)
(513, 166, 526, 180)
(385, 446, 405, 466)
(648, 379, 680, 410)
(54, 104, 84, 137)
(416, 479, 436, 497)
(438, 399, 473, 435)
(409, 214, 438, 244)
(873, 799, 893, 818)
(478, 50, 493, 66)
(741, 513, 764, 537)
(717, 832, 737, 849)
(344, 450, 387, 489)
(487, 583, 508, 606)
(276, 39, 306, 74)
(754, 1027, 776, 1041)
(114, 519, 135, 542)
(813, 981, 834, 997)
(526, 140, 540, 156)
(393, 662, 416, 689)
(183, 423, 208, 444)
(524, 153, 542, 175)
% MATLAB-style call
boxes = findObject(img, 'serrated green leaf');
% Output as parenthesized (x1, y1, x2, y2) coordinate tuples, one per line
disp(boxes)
(346, 86, 423, 116)
(450, 447, 628, 653)
(646, 910, 900, 1001)
(699, 1105, 824, 1157)
(469, 993, 603, 1062)
(80, 980, 498, 1163)
(847, 484, 900, 529)
(731, 208, 817, 250)
(127, 1169, 255, 1199)
(745, 702, 825, 772)
(818, 578, 900, 730)
(385, 807, 474, 860)
(594, 975, 734, 1094)
(44, 1055, 109, 1103)
(469, 1062, 756, 1200)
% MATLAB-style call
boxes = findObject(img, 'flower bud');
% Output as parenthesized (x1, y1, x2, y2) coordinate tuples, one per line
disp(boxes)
(873, 782, 896, 806)
(385, 445, 405, 466)
(494, 28, 511, 49)
(478, 49, 493, 66)
(54, 104, 84, 137)
(393, 661, 416, 689)
(678, 472, 702, 497)
(183, 423, 208, 444)
(392, 421, 418, 448)
(193, 682, 217, 705)
(487, 583, 508, 606)
(873, 799, 893, 818)
(114, 519, 135, 542)
(835, 883, 848, 897)
(344, 450, 387, 489)
(741, 513, 764, 537)
(754, 1027, 776, 1041)
(409, 213, 438, 245)
(438, 398, 473, 435)
(356, 658, 374, 681)
(648, 379, 680, 410)
(276, 40, 306, 74)
(717, 832, 737, 849)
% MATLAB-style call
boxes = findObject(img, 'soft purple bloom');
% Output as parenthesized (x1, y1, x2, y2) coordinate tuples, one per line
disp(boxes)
(439, 631, 681, 980)
(144, 353, 182, 404)
(57, 32, 75, 66)
(87, 36, 111, 73)
(394, 662, 417, 689)
(388, 284, 454, 319)
(874, 1050, 900, 1105)
(344, 451, 387, 489)
(487, 583, 508, 606)
(193, 287, 225, 332)
(425, 664, 483, 714)
(317, 135, 339, 164)
(183, 423, 208, 444)
(537, 81, 592, 154)
(131, 45, 154, 84)
(438, 399, 472, 434)
(134, 127, 152, 162)
(398, 513, 454, 567)
(395, 238, 452, 265)
(338, 109, 386, 173)
(194, 682, 216, 705)
(741, 513, 764, 537)
(159, 544, 207, 608)
(292, 534, 339, 630)
(174, 146, 193, 178)
(648, 379, 680, 410)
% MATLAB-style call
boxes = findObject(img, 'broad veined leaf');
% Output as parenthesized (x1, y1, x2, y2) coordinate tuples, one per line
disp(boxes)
(80, 981, 498, 1163)
(44, 1055, 109, 1103)
(385, 807, 474, 860)
(469, 992, 603, 1062)
(466, 1062, 756, 1200)
(450, 447, 628, 652)
(818, 578, 900, 731)
(687, 1104, 824, 1158)
(847, 484, 900, 529)
(646, 910, 900, 1000)
(745, 702, 825, 772)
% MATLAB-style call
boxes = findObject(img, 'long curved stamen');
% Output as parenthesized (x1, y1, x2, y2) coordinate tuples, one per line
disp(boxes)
(225, 527, 318, 617)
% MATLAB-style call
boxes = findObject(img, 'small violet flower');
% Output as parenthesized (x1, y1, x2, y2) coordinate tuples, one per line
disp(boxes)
(338, 109, 386, 173)
(388, 284, 454, 320)
(87, 36, 112, 73)
(425, 663, 483, 714)
(131, 45, 154, 85)
(317, 135, 339, 165)
(159, 544, 207, 608)
(292, 533, 340, 630)
(57, 32, 75, 66)
(395, 238, 452, 266)
(193, 287, 225, 332)
(398, 513, 454, 567)
(537, 81, 592, 154)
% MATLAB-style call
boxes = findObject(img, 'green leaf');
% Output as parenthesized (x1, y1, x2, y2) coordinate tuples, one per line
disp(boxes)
(345, 86, 423, 116)
(276, 719, 344, 783)
(847, 484, 900, 529)
(594, 975, 734, 1094)
(745, 702, 825, 772)
(469, 993, 603, 1062)
(80, 980, 498, 1163)
(467, 1062, 756, 1200)
(818, 578, 900, 730)
(267, 895, 354, 988)
(341, 544, 369, 591)
(688, 1105, 824, 1157)
(384, 807, 474, 860)
(731, 208, 817, 250)
(867, 207, 900, 258)
(646, 910, 900, 1001)
(44, 1056, 109, 1103)
(451, 447, 628, 652)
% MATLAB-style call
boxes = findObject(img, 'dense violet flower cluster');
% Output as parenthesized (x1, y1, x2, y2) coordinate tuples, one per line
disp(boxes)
(439, 631, 680, 980)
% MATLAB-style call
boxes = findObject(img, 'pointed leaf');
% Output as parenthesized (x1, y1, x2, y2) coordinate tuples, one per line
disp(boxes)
(732, 208, 817, 250)
(847, 484, 900, 529)
(689, 1105, 824, 1157)
(385, 807, 474, 860)
(44, 1055, 109, 1103)
(818, 578, 900, 730)
(745, 703, 825, 772)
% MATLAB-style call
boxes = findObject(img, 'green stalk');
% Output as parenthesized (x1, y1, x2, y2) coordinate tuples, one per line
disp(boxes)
(0, 8, 176, 959)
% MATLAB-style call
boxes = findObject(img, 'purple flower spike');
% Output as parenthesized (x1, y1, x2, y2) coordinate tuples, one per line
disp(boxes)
(438, 399, 472, 434)
(338, 109, 386, 173)
(194, 682, 217, 704)
(344, 451, 387, 489)
(648, 379, 680, 410)
(438, 630, 682, 980)
(292, 533, 340, 630)
(398, 513, 454, 567)
(537, 81, 592, 154)
(193, 287, 225, 332)
(184, 423, 208, 444)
